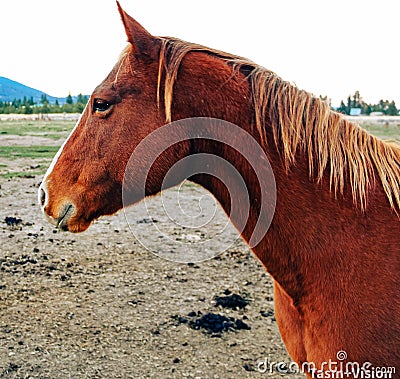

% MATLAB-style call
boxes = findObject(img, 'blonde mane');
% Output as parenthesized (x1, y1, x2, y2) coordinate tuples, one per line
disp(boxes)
(156, 37, 400, 212)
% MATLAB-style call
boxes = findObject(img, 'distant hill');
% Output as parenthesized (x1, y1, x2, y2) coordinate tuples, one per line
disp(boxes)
(0, 76, 74, 104)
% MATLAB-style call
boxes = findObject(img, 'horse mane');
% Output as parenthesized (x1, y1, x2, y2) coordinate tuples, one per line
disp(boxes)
(156, 37, 400, 212)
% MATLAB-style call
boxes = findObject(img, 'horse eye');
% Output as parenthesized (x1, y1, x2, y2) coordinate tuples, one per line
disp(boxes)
(93, 98, 112, 113)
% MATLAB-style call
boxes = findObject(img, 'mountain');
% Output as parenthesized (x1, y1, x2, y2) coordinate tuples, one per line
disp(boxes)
(0, 76, 67, 104)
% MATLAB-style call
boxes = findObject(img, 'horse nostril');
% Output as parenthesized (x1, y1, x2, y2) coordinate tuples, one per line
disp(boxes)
(39, 187, 46, 207)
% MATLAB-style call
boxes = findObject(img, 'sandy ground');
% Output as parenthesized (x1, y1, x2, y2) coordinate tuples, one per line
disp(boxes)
(0, 135, 64, 147)
(0, 134, 304, 378)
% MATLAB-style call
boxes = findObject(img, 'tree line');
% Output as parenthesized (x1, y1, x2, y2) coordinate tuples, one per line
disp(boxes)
(1, 90, 399, 116)
(0, 94, 89, 114)
(335, 91, 398, 115)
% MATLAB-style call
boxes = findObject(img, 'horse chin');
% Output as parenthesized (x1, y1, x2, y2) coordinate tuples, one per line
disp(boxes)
(60, 207, 94, 233)
(65, 219, 92, 233)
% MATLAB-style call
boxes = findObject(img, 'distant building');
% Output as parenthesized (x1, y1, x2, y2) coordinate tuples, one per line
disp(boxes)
(350, 108, 362, 116)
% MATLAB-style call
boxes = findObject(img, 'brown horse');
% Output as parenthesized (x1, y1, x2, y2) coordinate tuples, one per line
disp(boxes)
(39, 3, 400, 377)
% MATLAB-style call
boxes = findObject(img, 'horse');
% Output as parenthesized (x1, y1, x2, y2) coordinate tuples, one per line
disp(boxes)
(39, 3, 400, 377)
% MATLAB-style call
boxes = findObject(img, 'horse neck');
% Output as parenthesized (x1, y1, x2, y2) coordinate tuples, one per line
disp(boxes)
(186, 112, 387, 306)
(170, 57, 394, 304)
(189, 136, 319, 298)
(169, 64, 321, 300)
(193, 124, 397, 304)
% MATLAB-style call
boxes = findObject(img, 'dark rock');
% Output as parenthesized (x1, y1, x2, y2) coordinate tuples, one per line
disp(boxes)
(243, 363, 256, 371)
(260, 310, 274, 318)
(234, 319, 251, 330)
(136, 218, 158, 224)
(178, 312, 251, 335)
(1, 362, 20, 375)
(215, 293, 249, 310)
(4, 216, 22, 226)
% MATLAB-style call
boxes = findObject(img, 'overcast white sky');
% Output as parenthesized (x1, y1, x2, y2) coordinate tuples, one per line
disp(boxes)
(2, 0, 399, 106)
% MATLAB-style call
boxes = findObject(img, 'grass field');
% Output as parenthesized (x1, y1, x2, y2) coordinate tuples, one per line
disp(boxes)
(0, 120, 75, 178)
(363, 123, 400, 143)
(0, 120, 73, 140)
(0, 145, 60, 159)
(0, 119, 398, 179)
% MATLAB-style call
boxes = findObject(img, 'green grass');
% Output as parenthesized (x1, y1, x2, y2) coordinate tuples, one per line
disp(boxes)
(0, 120, 75, 138)
(1, 170, 46, 179)
(0, 145, 60, 159)
(362, 124, 400, 142)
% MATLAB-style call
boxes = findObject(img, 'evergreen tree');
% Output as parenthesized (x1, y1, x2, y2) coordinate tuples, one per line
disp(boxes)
(346, 96, 352, 114)
(77, 93, 85, 104)
(337, 100, 348, 115)
(351, 91, 363, 108)
(66, 93, 73, 105)
(364, 104, 372, 115)
(24, 102, 33, 114)
(386, 101, 398, 116)
(40, 94, 48, 105)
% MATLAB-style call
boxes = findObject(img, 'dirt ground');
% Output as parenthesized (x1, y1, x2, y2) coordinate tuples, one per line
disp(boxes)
(0, 135, 304, 378)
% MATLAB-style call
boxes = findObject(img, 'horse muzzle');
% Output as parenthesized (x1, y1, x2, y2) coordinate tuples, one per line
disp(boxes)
(38, 183, 77, 232)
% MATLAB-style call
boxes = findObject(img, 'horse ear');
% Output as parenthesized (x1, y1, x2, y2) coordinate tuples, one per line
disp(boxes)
(116, 1, 158, 58)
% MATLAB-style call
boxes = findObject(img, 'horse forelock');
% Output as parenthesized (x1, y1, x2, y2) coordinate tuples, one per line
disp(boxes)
(155, 37, 400, 212)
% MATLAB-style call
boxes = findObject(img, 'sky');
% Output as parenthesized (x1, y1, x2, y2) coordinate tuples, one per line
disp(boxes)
(2, 0, 399, 106)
